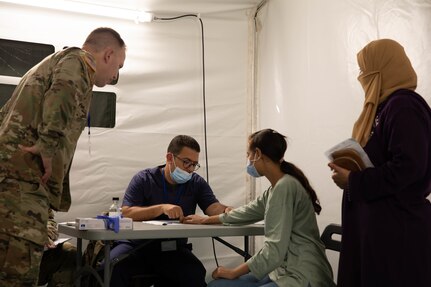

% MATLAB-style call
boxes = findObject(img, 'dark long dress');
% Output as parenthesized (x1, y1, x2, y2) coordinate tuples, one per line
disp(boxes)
(338, 89, 431, 287)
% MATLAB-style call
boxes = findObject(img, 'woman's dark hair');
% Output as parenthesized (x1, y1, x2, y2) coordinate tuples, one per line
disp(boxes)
(249, 129, 322, 214)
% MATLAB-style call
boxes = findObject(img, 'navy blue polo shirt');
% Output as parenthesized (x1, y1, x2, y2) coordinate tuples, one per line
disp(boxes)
(122, 165, 218, 219)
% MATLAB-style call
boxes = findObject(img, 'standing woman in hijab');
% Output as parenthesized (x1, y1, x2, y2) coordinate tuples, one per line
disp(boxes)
(329, 39, 431, 287)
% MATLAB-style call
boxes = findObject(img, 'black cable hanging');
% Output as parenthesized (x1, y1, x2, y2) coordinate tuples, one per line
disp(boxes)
(154, 14, 209, 184)
(155, 14, 218, 267)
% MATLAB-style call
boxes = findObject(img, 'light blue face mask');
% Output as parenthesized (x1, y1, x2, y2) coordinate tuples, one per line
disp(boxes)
(170, 159, 192, 184)
(246, 155, 262, 178)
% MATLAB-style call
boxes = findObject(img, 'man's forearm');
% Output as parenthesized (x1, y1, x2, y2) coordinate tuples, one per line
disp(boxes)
(122, 205, 164, 221)
(205, 202, 232, 216)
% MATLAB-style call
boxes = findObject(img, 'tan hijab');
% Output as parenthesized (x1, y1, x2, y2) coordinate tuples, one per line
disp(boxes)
(352, 39, 417, 146)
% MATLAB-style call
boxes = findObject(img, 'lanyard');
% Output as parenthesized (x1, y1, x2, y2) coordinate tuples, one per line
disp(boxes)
(161, 168, 184, 205)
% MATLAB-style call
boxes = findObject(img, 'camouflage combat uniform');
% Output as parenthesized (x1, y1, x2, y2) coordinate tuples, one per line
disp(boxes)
(0, 47, 96, 286)
(38, 209, 76, 287)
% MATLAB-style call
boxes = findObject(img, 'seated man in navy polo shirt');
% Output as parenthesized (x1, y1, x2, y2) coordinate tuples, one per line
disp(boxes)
(109, 135, 231, 287)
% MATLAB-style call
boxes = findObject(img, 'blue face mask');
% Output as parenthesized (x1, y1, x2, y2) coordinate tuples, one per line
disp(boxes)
(246, 156, 262, 178)
(170, 160, 192, 184)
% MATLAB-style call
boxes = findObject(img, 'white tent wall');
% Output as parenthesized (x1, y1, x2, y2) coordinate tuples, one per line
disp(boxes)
(255, 0, 431, 281)
(0, 0, 261, 282)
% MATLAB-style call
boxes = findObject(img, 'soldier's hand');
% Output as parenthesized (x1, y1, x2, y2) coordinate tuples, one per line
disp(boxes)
(45, 238, 57, 249)
(19, 144, 53, 184)
(47, 223, 59, 241)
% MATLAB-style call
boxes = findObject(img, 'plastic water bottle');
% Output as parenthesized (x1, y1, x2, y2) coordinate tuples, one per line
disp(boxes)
(108, 197, 122, 217)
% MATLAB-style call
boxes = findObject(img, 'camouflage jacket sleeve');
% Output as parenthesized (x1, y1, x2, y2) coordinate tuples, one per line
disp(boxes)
(0, 99, 12, 126)
(0, 109, 4, 125)
(0, 106, 4, 124)
(47, 208, 59, 242)
(35, 53, 92, 158)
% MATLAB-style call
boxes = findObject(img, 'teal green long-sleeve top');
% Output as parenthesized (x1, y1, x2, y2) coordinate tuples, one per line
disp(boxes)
(219, 174, 335, 287)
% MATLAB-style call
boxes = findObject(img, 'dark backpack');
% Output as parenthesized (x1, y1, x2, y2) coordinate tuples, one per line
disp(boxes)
(80, 240, 114, 287)
(80, 239, 160, 287)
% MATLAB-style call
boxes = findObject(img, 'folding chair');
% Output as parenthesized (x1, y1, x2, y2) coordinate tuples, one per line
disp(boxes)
(320, 223, 342, 252)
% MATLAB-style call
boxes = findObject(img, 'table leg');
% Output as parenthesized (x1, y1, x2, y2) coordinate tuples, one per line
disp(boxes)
(103, 240, 111, 287)
(244, 236, 249, 262)
(212, 236, 251, 260)
(72, 238, 82, 287)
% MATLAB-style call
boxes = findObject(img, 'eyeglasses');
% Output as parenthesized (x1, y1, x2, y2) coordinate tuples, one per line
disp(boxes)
(174, 155, 201, 171)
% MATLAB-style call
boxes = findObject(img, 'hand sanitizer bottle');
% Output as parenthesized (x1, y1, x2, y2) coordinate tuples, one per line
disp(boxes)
(108, 197, 122, 217)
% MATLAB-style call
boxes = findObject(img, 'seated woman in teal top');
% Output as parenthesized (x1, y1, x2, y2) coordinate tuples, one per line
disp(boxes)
(183, 129, 335, 287)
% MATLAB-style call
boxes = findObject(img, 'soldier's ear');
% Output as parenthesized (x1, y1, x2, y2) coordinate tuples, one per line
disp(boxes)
(103, 48, 114, 63)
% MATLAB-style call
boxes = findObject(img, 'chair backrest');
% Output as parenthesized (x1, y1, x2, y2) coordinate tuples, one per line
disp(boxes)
(320, 223, 342, 252)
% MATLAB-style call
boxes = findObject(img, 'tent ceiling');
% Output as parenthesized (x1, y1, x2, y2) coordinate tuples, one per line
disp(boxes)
(69, 0, 263, 14)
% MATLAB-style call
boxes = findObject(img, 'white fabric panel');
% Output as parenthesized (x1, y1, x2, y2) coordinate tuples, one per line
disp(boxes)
(256, 0, 431, 281)
(0, 1, 260, 281)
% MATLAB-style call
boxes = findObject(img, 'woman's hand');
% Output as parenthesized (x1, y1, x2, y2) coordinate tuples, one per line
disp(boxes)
(328, 162, 351, 189)
(224, 206, 234, 213)
(212, 266, 237, 280)
(212, 263, 249, 280)
(181, 214, 207, 224)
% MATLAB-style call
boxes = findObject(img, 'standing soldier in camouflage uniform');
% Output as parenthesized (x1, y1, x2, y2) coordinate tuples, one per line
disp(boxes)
(38, 209, 76, 287)
(0, 27, 126, 286)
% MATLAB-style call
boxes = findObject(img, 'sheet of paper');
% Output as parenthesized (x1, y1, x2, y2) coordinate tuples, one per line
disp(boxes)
(44, 237, 71, 251)
(54, 237, 71, 245)
(142, 220, 182, 226)
(325, 138, 374, 168)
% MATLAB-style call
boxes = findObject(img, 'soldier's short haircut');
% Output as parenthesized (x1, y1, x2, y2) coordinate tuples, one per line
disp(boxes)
(167, 135, 201, 155)
(84, 27, 126, 51)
